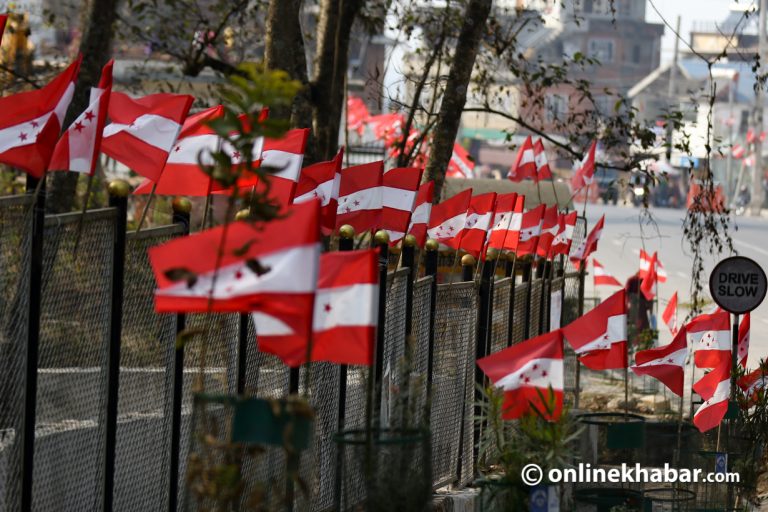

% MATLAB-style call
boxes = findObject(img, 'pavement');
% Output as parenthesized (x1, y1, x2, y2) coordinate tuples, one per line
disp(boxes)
(575, 201, 768, 368)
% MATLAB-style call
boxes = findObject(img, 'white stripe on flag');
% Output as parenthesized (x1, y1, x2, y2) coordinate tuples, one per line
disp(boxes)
(337, 186, 383, 213)
(382, 186, 417, 212)
(494, 358, 563, 391)
(263, 149, 303, 181)
(576, 314, 626, 353)
(103, 113, 182, 151)
(313, 283, 378, 331)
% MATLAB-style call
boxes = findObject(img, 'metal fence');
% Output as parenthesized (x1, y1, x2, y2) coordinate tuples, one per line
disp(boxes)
(0, 187, 586, 512)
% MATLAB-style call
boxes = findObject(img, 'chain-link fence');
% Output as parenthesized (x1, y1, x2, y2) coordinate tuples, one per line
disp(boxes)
(411, 276, 432, 427)
(346, 144, 386, 166)
(489, 278, 512, 355)
(512, 281, 529, 345)
(0, 195, 33, 512)
(529, 279, 543, 337)
(34, 208, 116, 512)
(565, 216, 587, 274)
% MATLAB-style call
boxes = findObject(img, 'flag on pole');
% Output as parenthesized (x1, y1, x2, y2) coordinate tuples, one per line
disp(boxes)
(0, 56, 81, 177)
(535, 205, 559, 258)
(407, 181, 434, 246)
(446, 143, 475, 178)
(49, 59, 114, 175)
(738, 367, 768, 404)
(487, 193, 524, 252)
(381, 167, 423, 245)
(149, 200, 321, 314)
(533, 139, 553, 181)
(293, 148, 344, 235)
(460, 192, 496, 258)
(738, 313, 750, 367)
(516, 204, 546, 257)
(631, 326, 688, 396)
(335, 161, 384, 232)
(662, 292, 678, 336)
(508, 136, 536, 182)
(570, 214, 604, 265)
(427, 188, 472, 249)
(476, 330, 565, 421)
(101, 91, 194, 181)
(686, 310, 731, 369)
(550, 211, 577, 257)
(639, 249, 667, 282)
(570, 141, 596, 190)
(561, 289, 628, 370)
(593, 259, 622, 287)
(692, 358, 730, 433)
(640, 251, 658, 300)
(255, 249, 378, 367)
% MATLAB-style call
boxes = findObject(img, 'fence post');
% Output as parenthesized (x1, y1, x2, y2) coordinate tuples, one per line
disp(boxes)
(402, 235, 416, 338)
(234, 210, 251, 396)
(372, 230, 389, 424)
(424, 239, 438, 398)
(168, 196, 191, 512)
(104, 179, 130, 512)
(461, 253, 475, 282)
(473, 248, 496, 468)
(506, 253, 516, 345)
(575, 265, 586, 409)
(521, 260, 532, 340)
(334, 225, 354, 509)
(540, 261, 552, 333)
(20, 176, 45, 512)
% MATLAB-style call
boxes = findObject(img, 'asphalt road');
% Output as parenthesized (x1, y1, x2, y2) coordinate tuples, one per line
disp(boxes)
(576, 202, 768, 367)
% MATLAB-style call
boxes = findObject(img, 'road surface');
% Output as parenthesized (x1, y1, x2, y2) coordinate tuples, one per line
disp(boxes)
(577, 202, 768, 367)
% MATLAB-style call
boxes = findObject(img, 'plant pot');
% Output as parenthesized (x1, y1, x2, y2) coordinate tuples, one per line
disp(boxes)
(578, 412, 646, 465)
(333, 428, 431, 512)
(574, 487, 643, 512)
(642, 487, 695, 511)
(643, 421, 700, 469)
(473, 476, 529, 512)
(184, 393, 314, 511)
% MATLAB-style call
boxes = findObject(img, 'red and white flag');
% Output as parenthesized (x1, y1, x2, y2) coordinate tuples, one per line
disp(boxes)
(407, 181, 434, 246)
(460, 192, 496, 258)
(535, 205, 559, 258)
(486, 193, 524, 252)
(516, 204, 546, 257)
(427, 188, 472, 249)
(631, 326, 688, 396)
(738, 313, 750, 367)
(347, 96, 370, 133)
(739, 367, 768, 404)
(335, 161, 384, 233)
(49, 59, 113, 175)
(732, 144, 746, 159)
(381, 167, 423, 244)
(550, 211, 577, 257)
(593, 259, 622, 287)
(101, 91, 194, 181)
(508, 136, 536, 182)
(662, 292, 679, 336)
(533, 139, 553, 181)
(570, 214, 604, 265)
(640, 251, 658, 300)
(251, 128, 310, 205)
(693, 358, 730, 432)
(562, 289, 628, 370)
(133, 105, 225, 196)
(0, 15, 7, 40)
(293, 148, 344, 235)
(149, 200, 321, 314)
(477, 330, 565, 421)
(255, 249, 378, 367)
(0, 56, 81, 177)
(571, 140, 597, 190)
(446, 143, 475, 178)
(686, 310, 731, 369)
(639, 249, 667, 283)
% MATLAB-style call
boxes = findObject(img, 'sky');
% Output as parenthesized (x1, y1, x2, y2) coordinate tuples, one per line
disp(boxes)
(646, 0, 744, 63)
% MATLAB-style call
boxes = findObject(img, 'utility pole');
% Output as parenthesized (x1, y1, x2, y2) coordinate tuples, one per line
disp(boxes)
(666, 16, 682, 162)
(751, 0, 767, 215)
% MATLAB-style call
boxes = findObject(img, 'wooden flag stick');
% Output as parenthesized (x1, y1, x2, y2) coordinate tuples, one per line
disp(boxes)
(73, 173, 96, 254)
(136, 182, 157, 234)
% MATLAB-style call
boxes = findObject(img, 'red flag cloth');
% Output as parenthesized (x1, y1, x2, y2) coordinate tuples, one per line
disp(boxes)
(738, 313, 750, 367)
(570, 214, 604, 264)
(335, 161, 384, 232)
(562, 289, 628, 370)
(662, 292, 679, 336)
(535, 205, 559, 258)
(347, 96, 370, 133)
(686, 310, 730, 369)
(381, 167, 423, 245)
(738, 367, 768, 404)
(747, 128, 755, 143)
(49, 59, 113, 175)
(508, 136, 536, 182)
(486, 193, 524, 252)
(631, 326, 688, 396)
(571, 140, 597, 190)
(407, 181, 434, 246)
(693, 358, 730, 432)
(293, 148, 344, 235)
(149, 200, 321, 313)
(250, 128, 310, 205)
(516, 204, 546, 257)
(101, 91, 193, 181)
(133, 105, 225, 196)
(533, 138, 552, 180)
(639, 249, 667, 282)
(367, 113, 403, 140)
(0, 15, 7, 40)
(550, 211, 577, 257)
(256, 249, 378, 367)
(593, 259, 622, 287)
(640, 251, 658, 300)
(477, 330, 564, 421)
(447, 143, 475, 178)
(427, 188, 472, 249)
(460, 192, 496, 258)
(0, 56, 81, 177)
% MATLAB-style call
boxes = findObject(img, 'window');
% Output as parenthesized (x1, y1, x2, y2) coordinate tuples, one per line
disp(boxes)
(631, 45, 641, 64)
(588, 38, 614, 63)
(545, 94, 568, 122)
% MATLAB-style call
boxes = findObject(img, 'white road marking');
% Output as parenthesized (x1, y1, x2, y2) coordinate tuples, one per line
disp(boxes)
(733, 238, 768, 257)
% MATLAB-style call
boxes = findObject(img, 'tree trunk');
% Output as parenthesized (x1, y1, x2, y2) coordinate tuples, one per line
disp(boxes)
(47, 0, 121, 213)
(424, 0, 491, 202)
(264, 0, 316, 163)
(311, 0, 364, 162)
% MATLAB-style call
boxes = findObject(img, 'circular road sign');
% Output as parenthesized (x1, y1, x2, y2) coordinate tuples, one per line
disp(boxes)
(709, 256, 768, 314)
